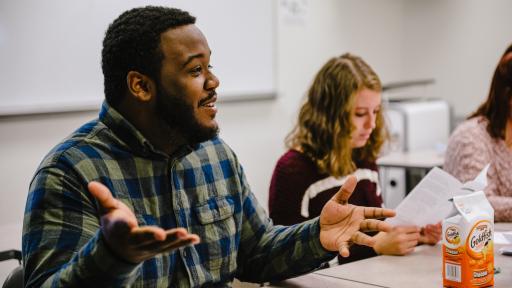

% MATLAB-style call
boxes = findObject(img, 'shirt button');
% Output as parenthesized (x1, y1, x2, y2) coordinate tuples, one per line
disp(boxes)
(182, 250, 187, 258)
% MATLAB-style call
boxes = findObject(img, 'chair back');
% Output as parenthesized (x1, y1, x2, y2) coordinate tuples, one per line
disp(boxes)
(0, 250, 23, 288)
(2, 266, 23, 288)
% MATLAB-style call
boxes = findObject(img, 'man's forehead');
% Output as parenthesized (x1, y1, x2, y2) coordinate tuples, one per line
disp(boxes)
(160, 25, 209, 61)
(161, 24, 201, 40)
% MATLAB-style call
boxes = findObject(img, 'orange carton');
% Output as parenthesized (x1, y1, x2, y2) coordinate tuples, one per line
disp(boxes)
(443, 191, 494, 287)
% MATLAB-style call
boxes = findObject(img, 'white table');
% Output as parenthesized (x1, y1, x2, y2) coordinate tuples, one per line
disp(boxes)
(377, 150, 444, 169)
(258, 223, 512, 288)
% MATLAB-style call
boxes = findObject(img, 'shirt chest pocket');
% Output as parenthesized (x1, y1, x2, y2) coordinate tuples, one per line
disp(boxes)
(193, 195, 237, 269)
(194, 195, 234, 224)
(194, 196, 234, 225)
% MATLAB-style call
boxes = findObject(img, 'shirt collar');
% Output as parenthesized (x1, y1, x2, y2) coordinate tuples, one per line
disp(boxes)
(98, 101, 168, 157)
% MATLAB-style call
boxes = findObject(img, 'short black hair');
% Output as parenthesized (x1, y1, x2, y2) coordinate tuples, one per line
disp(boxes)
(101, 6, 196, 107)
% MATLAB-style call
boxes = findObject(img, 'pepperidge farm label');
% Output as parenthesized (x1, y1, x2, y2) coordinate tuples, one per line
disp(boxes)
(442, 191, 494, 287)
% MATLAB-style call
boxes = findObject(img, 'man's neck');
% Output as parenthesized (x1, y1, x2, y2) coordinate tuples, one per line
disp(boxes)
(146, 125, 188, 155)
(117, 101, 187, 155)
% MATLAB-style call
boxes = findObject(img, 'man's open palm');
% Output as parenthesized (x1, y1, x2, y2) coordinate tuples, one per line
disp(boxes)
(88, 181, 200, 264)
(319, 175, 395, 257)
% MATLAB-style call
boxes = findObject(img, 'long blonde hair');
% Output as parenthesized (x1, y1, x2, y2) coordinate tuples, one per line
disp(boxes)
(286, 53, 387, 177)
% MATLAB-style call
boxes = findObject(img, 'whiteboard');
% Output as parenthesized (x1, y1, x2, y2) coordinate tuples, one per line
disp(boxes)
(0, 0, 275, 115)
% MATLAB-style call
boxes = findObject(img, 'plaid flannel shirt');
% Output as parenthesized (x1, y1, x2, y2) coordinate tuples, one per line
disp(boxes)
(22, 102, 335, 287)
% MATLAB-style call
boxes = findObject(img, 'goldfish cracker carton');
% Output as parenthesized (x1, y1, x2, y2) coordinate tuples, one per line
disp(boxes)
(443, 191, 494, 288)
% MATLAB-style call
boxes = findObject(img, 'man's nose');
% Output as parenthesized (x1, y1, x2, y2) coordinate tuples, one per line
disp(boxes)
(205, 72, 220, 90)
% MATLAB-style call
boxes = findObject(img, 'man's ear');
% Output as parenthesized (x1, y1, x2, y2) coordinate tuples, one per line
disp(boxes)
(126, 71, 156, 102)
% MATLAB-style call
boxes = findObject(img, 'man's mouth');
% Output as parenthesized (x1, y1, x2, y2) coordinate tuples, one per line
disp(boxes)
(199, 92, 217, 107)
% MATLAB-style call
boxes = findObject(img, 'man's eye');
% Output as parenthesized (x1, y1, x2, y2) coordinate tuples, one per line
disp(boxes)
(208, 64, 213, 70)
(190, 66, 202, 75)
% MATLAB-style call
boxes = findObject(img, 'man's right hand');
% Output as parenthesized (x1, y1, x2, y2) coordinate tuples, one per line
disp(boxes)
(88, 181, 200, 264)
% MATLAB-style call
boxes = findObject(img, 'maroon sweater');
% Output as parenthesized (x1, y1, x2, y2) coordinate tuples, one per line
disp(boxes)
(268, 149, 382, 263)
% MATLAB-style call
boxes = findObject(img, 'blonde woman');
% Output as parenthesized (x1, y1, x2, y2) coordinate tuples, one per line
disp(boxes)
(268, 53, 440, 264)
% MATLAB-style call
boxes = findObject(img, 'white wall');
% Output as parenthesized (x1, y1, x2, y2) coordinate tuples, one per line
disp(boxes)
(401, 0, 512, 118)
(1, 0, 511, 282)
(220, 0, 405, 210)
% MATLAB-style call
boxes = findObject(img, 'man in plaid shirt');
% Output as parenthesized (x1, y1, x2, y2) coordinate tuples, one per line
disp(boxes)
(22, 6, 395, 287)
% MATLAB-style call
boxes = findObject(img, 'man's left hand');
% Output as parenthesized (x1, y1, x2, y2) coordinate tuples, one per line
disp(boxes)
(319, 175, 396, 257)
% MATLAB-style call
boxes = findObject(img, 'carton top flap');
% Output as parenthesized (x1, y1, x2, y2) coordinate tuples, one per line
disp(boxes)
(453, 191, 494, 221)
(460, 164, 490, 192)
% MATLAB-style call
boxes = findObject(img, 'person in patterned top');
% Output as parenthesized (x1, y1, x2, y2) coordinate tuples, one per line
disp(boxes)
(444, 43, 512, 222)
(22, 6, 396, 287)
(269, 53, 441, 265)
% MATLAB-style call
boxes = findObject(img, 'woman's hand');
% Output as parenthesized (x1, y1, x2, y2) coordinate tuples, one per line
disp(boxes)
(372, 226, 420, 255)
(419, 222, 442, 245)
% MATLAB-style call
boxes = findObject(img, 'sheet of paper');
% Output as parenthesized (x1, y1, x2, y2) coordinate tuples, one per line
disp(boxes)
(494, 232, 512, 245)
(503, 231, 512, 242)
(386, 165, 489, 227)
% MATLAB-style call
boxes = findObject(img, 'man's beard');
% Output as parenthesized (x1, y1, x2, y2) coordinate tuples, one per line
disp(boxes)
(155, 84, 218, 145)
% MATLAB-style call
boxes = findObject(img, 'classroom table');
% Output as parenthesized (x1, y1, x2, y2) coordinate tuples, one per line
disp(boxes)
(377, 149, 445, 170)
(262, 223, 512, 288)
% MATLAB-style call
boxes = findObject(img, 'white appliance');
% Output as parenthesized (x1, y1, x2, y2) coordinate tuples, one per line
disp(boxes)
(380, 167, 406, 209)
(379, 98, 451, 208)
(384, 98, 451, 152)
